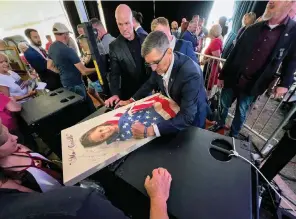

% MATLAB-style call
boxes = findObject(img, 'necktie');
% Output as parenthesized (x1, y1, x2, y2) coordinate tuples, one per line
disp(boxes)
(39, 47, 48, 58)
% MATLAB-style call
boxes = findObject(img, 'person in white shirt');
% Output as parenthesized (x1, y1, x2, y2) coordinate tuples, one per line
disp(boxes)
(132, 10, 148, 35)
(0, 53, 36, 103)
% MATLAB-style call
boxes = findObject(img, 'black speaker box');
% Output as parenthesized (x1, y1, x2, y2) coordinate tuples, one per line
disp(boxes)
(20, 88, 90, 157)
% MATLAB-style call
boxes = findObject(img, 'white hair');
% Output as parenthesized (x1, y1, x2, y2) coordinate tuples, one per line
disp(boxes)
(18, 42, 29, 53)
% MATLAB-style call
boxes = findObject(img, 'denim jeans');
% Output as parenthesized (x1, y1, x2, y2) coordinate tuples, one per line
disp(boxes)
(219, 88, 255, 137)
(65, 84, 96, 113)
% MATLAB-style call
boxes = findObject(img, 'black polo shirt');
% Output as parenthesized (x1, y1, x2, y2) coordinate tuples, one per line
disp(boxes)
(125, 34, 145, 81)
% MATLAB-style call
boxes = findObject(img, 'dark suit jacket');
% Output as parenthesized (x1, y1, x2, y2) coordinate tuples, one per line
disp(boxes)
(133, 52, 208, 135)
(181, 30, 198, 50)
(220, 18, 296, 96)
(174, 39, 198, 63)
(136, 27, 148, 36)
(109, 32, 149, 100)
(24, 46, 61, 90)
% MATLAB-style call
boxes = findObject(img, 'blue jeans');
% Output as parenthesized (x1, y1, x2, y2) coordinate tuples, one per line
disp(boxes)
(66, 84, 96, 113)
(219, 88, 255, 137)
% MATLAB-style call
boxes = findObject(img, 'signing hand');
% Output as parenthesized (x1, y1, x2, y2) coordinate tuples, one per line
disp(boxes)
(132, 122, 155, 139)
(105, 95, 120, 108)
(131, 122, 145, 139)
(145, 168, 172, 202)
(115, 100, 131, 109)
(274, 87, 288, 99)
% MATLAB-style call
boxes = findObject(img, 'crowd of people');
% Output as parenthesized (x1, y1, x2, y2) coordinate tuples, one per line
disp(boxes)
(0, 0, 296, 218)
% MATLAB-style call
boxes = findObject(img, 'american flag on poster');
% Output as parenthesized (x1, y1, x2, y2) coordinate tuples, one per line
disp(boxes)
(104, 94, 180, 142)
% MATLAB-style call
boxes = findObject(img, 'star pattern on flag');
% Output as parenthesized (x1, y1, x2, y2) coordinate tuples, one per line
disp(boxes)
(103, 95, 179, 145)
(117, 105, 167, 141)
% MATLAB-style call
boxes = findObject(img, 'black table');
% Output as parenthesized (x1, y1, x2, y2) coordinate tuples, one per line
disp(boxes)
(115, 128, 253, 219)
(81, 110, 254, 219)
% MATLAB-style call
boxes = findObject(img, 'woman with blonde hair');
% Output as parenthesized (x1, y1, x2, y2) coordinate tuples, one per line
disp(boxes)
(77, 36, 104, 106)
(236, 12, 256, 41)
(202, 24, 223, 90)
(0, 53, 36, 103)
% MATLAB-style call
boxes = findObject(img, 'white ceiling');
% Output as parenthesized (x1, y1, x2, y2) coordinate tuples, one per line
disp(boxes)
(0, 1, 64, 30)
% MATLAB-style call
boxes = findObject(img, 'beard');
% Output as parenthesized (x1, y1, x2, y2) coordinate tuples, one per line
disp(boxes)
(34, 41, 42, 47)
(262, 8, 274, 21)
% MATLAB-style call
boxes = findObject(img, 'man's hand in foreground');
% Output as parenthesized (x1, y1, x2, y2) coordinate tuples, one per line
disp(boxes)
(145, 168, 172, 219)
(145, 168, 172, 202)
(131, 122, 155, 139)
(105, 95, 120, 108)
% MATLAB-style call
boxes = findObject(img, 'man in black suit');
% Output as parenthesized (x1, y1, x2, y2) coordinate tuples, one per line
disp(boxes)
(105, 4, 149, 107)
(213, 0, 296, 137)
(117, 31, 208, 138)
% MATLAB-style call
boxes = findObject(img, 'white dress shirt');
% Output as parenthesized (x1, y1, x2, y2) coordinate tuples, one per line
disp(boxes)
(152, 53, 175, 137)
(135, 25, 142, 32)
(31, 44, 46, 59)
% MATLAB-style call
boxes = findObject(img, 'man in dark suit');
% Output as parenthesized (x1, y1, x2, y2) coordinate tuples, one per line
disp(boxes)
(117, 31, 208, 137)
(24, 29, 61, 91)
(213, 0, 296, 137)
(105, 4, 149, 107)
(151, 17, 198, 64)
(181, 20, 199, 52)
(132, 10, 148, 36)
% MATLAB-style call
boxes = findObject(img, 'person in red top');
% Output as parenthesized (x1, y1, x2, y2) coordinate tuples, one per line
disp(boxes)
(0, 93, 21, 132)
(45, 35, 53, 52)
(202, 24, 223, 90)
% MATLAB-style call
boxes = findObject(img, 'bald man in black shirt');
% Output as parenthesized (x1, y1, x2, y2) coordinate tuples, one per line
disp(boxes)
(105, 4, 149, 107)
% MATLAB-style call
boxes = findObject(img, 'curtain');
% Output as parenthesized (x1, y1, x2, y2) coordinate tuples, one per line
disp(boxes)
(84, 1, 100, 21)
(63, 1, 81, 37)
(63, 1, 100, 38)
(222, 1, 257, 58)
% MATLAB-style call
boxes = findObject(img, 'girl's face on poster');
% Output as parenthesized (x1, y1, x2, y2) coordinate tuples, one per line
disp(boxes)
(89, 125, 118, 143)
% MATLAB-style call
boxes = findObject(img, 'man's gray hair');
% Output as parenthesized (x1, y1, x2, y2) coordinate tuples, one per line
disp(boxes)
(141, 31, 169, 57)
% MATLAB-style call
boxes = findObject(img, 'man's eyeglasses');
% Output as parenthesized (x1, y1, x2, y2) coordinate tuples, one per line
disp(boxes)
(145, 48, 168, 68)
